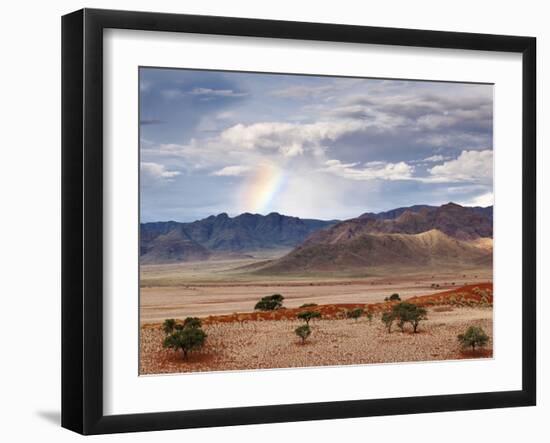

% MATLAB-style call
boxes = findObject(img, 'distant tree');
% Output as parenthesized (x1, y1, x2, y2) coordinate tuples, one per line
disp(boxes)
(295, 325, 312, 344)
(163, 327, 207, 359)
(297, 310, 321, 325)
(162, 318, 177, 334)
(255, 294, 284, 311)
(384, 293, 401, 302)
(458, 326, 489, 352)
(381, 311, 395, 333)
(300, 303, 318, 308)
(366, 311, 374, 323)
(347, 308, 364, 322)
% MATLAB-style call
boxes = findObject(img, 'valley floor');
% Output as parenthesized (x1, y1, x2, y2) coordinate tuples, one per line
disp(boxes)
(140, 258, 493, 374)
(140, 261, 492, 323)
(140, 305, 493, 375)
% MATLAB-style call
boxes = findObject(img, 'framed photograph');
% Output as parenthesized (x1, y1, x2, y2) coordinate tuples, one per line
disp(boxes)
(62, 8, 536, 435)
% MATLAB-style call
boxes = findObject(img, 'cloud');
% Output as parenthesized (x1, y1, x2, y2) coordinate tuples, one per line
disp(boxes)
(161, 87, 248, 100)
(212, 165, 251, 176)
(189, 87, 248, 98)
(219, 120, 368, 157)
(459, 191, 494, 207)
(422, 154, 447, 162)
(326, 86, 493, 151)
(140, 119, 164, 126)
(140, 162, 180, 183)
(323, 159, 414, 181)
(428, 150, 493, 183)
(270, 84, 336, 99)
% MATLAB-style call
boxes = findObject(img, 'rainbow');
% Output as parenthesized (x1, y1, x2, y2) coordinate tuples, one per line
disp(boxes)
(240, 163, 286, 214)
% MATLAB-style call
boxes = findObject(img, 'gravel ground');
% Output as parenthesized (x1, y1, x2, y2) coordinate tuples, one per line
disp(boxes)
(140, 306, 493, 375)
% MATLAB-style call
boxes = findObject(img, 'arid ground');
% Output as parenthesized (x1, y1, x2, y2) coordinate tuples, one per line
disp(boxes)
(140, 256, 493, 375)
(140, 256, 492, 323)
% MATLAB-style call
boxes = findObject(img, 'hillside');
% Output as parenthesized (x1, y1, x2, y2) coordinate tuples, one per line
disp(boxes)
(140, 212, 336, 263)
(351, 202, 491, 241)
(255, 229, 492, 274)
(140, 227, 211, 264)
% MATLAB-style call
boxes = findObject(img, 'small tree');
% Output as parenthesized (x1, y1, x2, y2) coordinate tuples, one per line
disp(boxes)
(408, 305, 427, 333)
(366, 310, 373, 323)
(297, 310, 321, 325)
(347, 308, 364, 322)
(255, 294, 284, 311)
(163, 327, 207, 359)
(295, 324, 311, 344)
(392, 302, 428, 333)
(384, 293, 401, 302)
(162, 318, 177, 334)
(183, 317, 202, 329)
(381, 311, 394, 333)
(458, 326, 489, 352)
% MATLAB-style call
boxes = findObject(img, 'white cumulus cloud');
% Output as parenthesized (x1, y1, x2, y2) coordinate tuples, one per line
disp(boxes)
(140, 162, 180, 183)
(428, 149, 493, 183)
(323, 159, 415, 181)
(219, 120, 368, 157)
(211, 165, 251, 176)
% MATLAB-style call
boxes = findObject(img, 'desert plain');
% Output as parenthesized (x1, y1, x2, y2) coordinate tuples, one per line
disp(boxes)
(140, 255, 493, 375)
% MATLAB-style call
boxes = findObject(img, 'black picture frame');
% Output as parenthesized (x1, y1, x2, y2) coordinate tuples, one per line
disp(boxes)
(62, 8, 536, 435)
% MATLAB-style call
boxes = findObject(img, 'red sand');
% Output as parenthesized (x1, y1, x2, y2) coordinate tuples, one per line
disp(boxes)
(142, 283, 492, 328)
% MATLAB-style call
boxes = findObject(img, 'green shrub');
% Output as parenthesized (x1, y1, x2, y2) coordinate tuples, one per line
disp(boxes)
(255, 294, 284, 311)
(295, 324, 312, 344)
(382, 302, 427, 333)
(458, 326, 489, 352)
(183, 317, 202, 329)
(162, 318, 177, 334)
(297, 310, 321, 325)
(384, 293, 401, 302)
(163, 327, 207, 359)
(366, 311, 373, 322)
(381, 311, 394, 333)
(392, 302, 427, 333)
(299, 303, 318, 308)
(347, 308, 364, 321)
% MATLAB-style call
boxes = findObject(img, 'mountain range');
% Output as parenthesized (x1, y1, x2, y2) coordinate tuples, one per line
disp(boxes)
(140, 203, 493, 272)
(140, 212, 336, 263)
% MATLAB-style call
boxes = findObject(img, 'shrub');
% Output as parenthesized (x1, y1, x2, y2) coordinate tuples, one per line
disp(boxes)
(458, 326, 489, 352)
(295, 324, 312, 344)
(347, 308, 364, 321)
(381, 311, 394, 333)
(366, 311, 373, 323)
(297, 310, 321, 325)
(254, 294, 284, 311)
(384, 293, 401, 302)
(163, 327, 207, 359)
(183, 317, 202, 329)
(162, 318, 177, 334)
(300, 303, 318, 308)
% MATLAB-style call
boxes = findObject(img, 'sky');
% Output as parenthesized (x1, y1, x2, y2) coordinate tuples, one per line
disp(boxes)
(140, 67, 493, 223)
